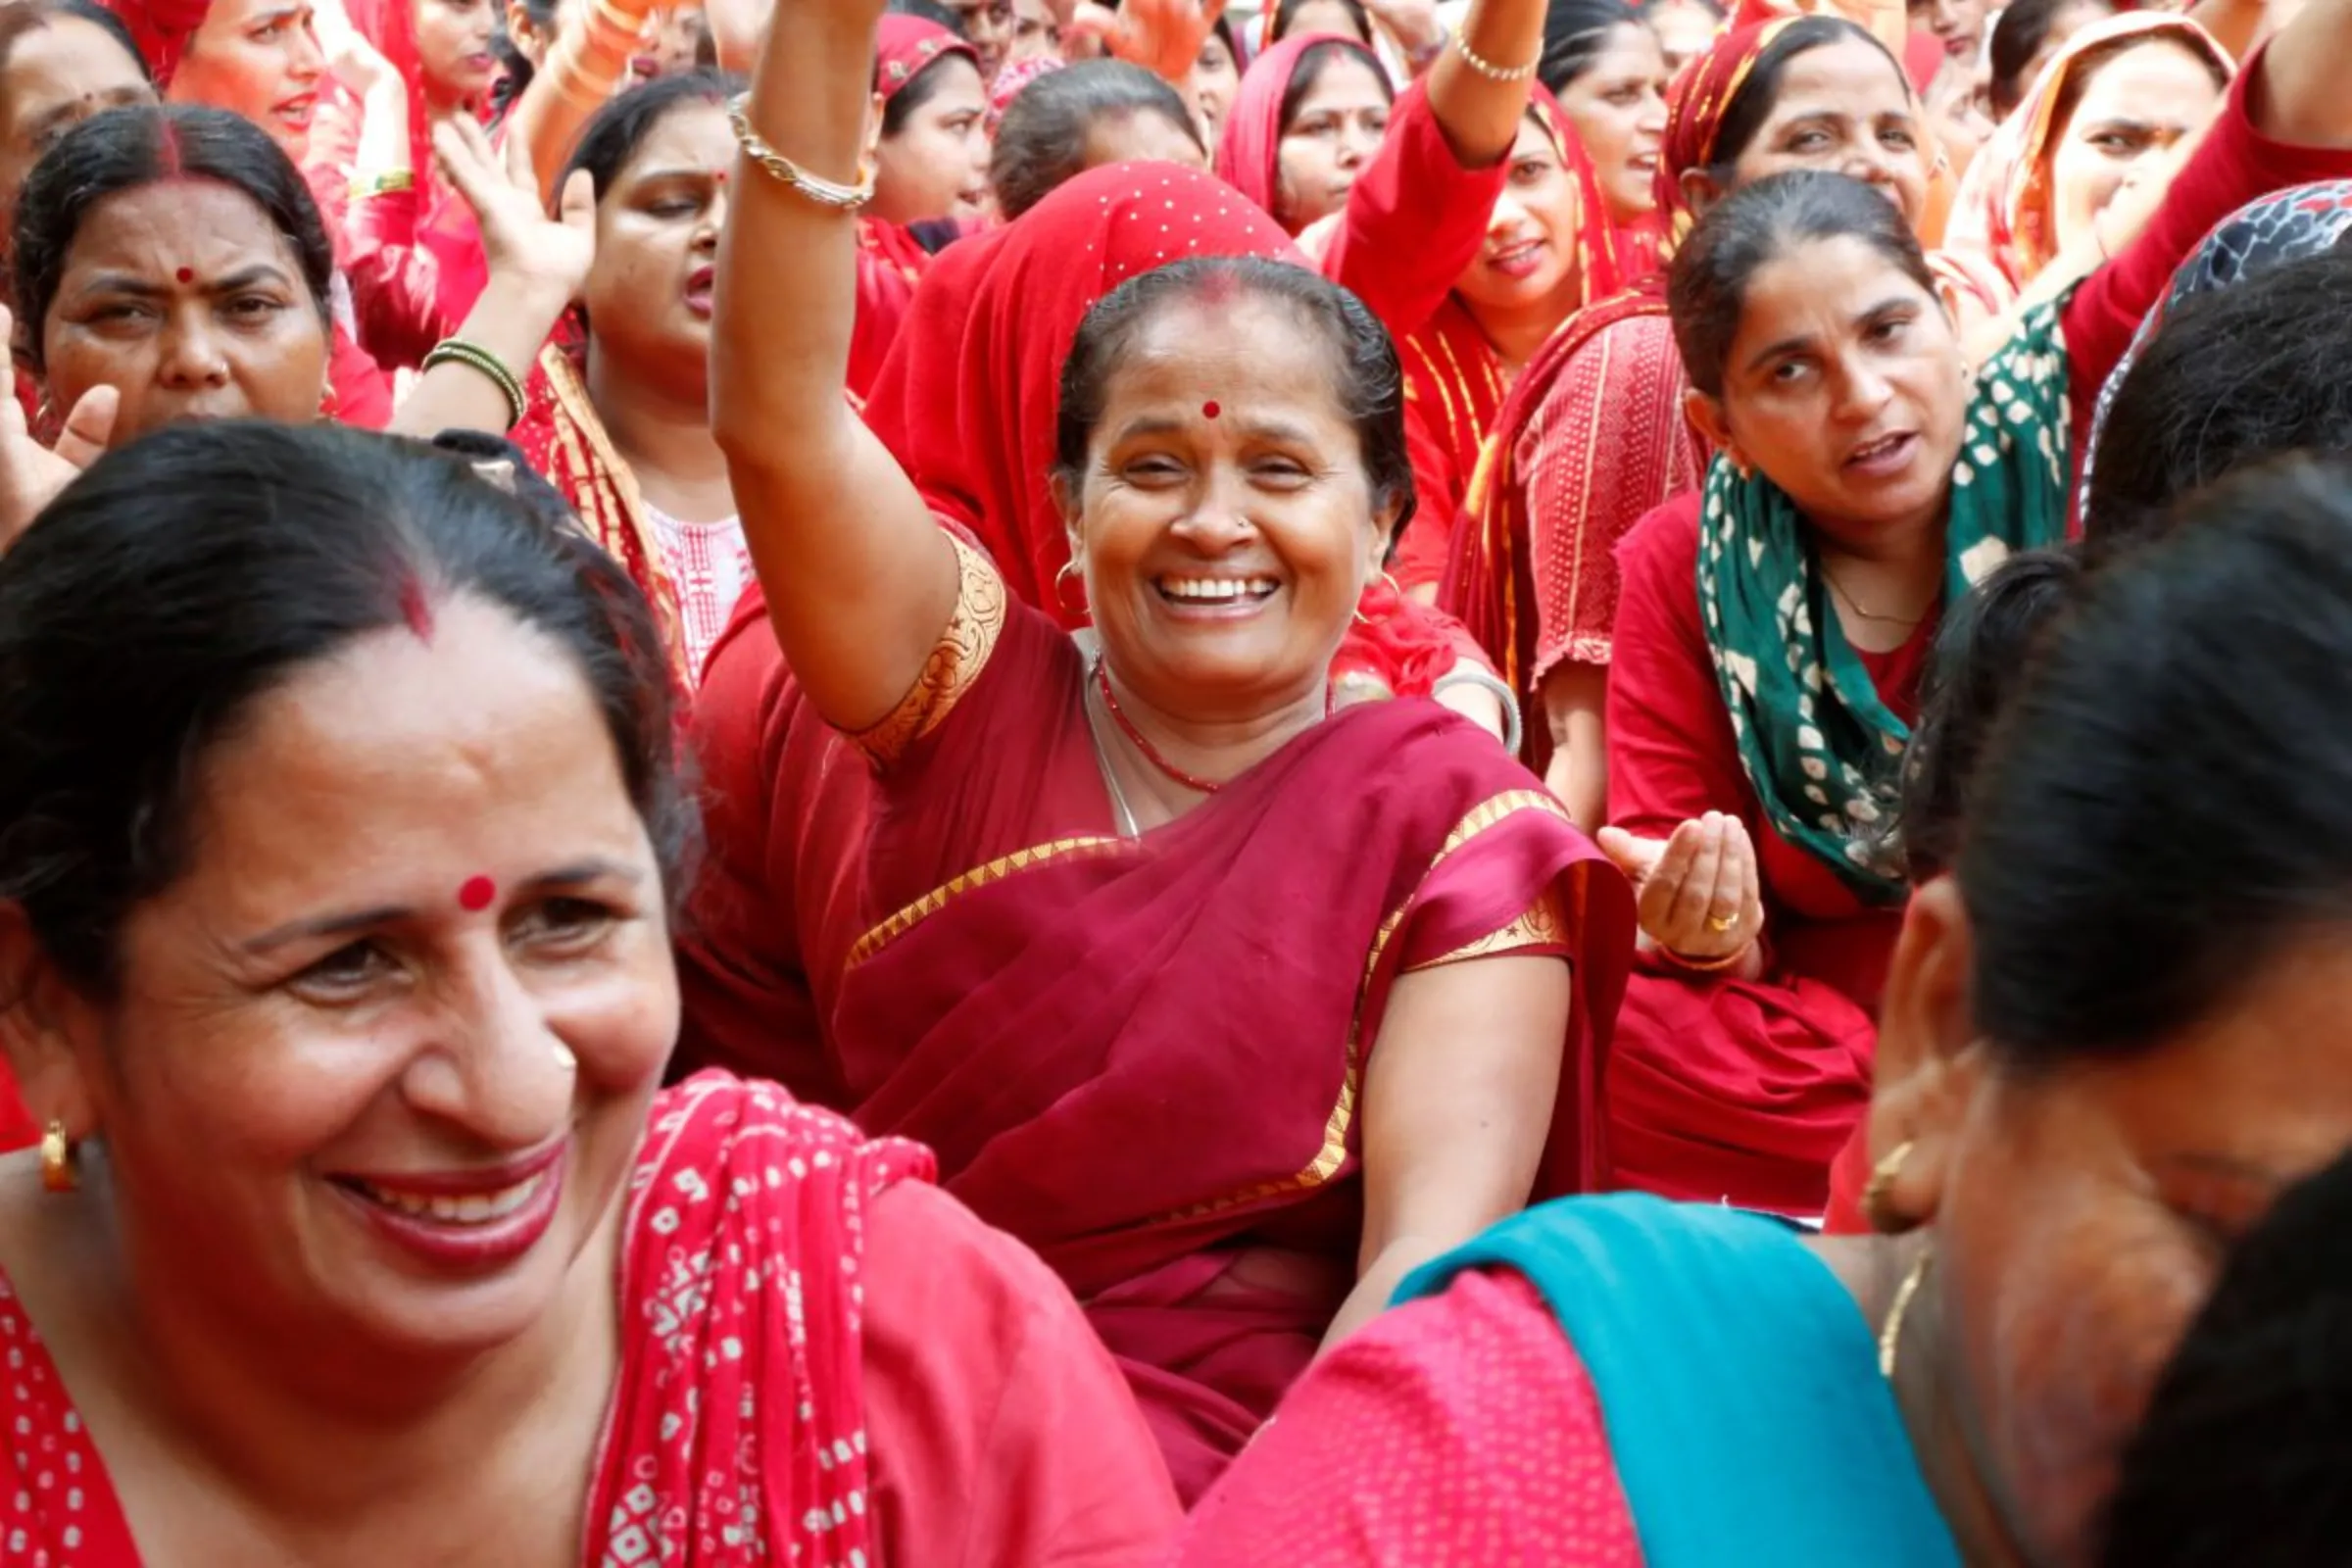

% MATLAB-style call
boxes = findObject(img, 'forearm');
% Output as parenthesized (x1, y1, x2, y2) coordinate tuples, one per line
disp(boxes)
(511, 0, 655, 197)
(1421, 0, 1544, 169)
(352, 78, 412, 180)
(1321, 1236, 1452, 1352)
(387, 271, 570, 438)
(2187, 0, 2266, 60)
(2250, 0, 2352, 146)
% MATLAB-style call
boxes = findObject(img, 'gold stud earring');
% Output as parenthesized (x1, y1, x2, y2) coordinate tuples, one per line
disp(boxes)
(39, 1120, 77, 1194)
(1861, 1139, 1916, 1234)
(552, 1043, 578, 1072)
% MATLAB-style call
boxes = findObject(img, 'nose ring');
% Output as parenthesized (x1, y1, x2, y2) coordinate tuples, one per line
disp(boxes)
(553, 1043, 578, 1072)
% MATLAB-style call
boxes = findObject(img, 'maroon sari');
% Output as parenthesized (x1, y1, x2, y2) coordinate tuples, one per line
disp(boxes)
(828, 540, 1636, 1498)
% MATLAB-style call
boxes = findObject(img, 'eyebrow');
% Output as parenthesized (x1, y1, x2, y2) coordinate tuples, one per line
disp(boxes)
(25, 86, 145, 144)
(1113, 413, 1320, 444)
(1741, 295, 1916, 376)
(238, 858, 647, 955)
(626, 165, 719, 185)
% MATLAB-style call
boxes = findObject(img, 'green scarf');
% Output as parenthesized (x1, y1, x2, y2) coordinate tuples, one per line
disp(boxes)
(1697, 298, 2073, 905)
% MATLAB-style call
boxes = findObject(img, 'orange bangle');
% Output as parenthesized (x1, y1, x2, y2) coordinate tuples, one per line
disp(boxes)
(1656, 940, 1750, 974)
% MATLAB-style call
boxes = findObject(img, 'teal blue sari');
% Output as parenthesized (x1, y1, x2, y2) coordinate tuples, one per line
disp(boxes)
(1397, 1194, 1960, 1568)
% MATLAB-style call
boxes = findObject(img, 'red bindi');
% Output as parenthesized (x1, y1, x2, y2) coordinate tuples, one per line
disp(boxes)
(1201, 400, 1221, 419)
(396, 574, 435, 640)
(174, 267, 193, 284)
(458, 875, 497, 912)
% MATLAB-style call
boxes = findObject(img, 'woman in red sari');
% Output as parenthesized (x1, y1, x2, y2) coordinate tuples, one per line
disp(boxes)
(849, 16, 987, 400)
(1594, 0, 2352, 1216)
(713, 0, 1635, 1506)
(1388, 91, 1640, 593)
(0, 420, 1177, 1566)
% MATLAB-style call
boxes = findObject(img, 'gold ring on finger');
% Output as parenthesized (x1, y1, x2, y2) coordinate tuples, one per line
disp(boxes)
(1707, 912, 1738, 934)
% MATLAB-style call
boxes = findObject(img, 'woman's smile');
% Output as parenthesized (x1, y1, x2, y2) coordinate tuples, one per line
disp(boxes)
(1153, 572, 1283, 615)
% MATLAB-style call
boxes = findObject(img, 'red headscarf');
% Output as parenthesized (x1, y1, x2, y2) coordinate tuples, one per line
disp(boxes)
(861, 161, 1300, 620)
(1210, 30, 1387, 230)
(1945, 11, 2230, 303)
(874, 13, 981, 102)
(100, 0, 201, 82)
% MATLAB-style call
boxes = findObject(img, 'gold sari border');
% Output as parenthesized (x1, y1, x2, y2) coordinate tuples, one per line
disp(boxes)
(845, 833, 1128, 968)
(1151, 788, 1577, 1226)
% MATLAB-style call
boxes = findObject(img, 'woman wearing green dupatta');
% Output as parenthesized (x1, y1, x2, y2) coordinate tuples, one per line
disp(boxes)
(1590, 0, 2352, 1217)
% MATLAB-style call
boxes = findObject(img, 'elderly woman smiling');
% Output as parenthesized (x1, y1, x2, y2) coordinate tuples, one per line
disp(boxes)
(714, 0, 1636, 1500)
(0, 420, 1178, 1561)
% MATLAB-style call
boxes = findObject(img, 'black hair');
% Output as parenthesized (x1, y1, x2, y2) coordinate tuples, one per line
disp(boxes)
(1986, 0, 2102, 116)
(0, 420, 691, 1000)
(1668, 169, 1936, 399)
(989, 61, 1202, 221)
(560, 68, 742, 198)
(2089, 250, 2352, 547)
(880, 43, 982, 137)
(1701, 15, 1902, 180)
(1276, 36, 1393, 141)
(1054, 255, 1417, 541)
(886, 0, 967, 30)
(1269, 0, 1373, 45)
(1203, 11, 1240, 67)
(1959, 458, 2352, 1064)
(491, 0, 562, 118)
(1891, 549, 2084, 882)
(11, 104, 333, 373)
(2099, 1140, 2352, 1567)
(0, 0, 149, 119)
(1540, 0, 1643, 97)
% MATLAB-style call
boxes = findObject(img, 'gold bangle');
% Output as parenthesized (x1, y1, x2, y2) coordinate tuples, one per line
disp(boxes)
(588, 0, 647, 39)
(1449, 33, 1540, 80)
(348, 169, 416, 199)
(1656, 940, 1750, 974)
(726, 93, 875, 214)
(421, 338, 528, 430)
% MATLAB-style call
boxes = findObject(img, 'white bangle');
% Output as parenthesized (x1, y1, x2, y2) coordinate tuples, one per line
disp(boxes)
(1432, 664, 1524, 757)
(1449, 32, 1541, 80)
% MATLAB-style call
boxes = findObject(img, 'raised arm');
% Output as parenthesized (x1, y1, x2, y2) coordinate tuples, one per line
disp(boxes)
(711, 0, 961, 734)
(1420, 0, 1546, 171)
(507, 0, 657, 200)
(2251, 0, 2352, 147)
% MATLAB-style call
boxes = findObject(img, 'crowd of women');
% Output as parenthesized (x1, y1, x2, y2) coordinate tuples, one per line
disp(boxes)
(0, 0, 2350, 1552)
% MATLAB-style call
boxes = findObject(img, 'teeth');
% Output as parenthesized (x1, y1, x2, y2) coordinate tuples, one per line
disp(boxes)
(355, 1172, 545, 1226)
(1160, 577, 1277, 603)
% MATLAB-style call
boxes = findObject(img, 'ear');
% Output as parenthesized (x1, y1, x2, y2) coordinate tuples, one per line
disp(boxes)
(1679, 166, 1726, 219)
(1867, 876, 1986, 1230)
(0, 905, 103, 1145)
(1682, 387, 1745, 471)
(504, 0, 548, 60)
(1365, 486, 1405, 576)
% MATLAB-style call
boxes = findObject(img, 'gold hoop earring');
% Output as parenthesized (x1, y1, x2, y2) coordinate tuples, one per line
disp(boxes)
(1862, 1139, 1916, 1234)
(1054, 558, 1089, 620)
(40, 1120, 77, 1194)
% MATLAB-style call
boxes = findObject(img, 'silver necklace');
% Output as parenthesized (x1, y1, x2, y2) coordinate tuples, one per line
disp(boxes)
(1081, 666, 1143, 838)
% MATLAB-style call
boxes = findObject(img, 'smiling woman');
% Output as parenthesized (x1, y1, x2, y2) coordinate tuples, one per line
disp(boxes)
(0, 417, 1181, 1564)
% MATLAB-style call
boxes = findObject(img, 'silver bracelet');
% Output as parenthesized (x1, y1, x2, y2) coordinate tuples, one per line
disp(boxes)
(1449, 32, 1541, 81)
(727, 92, 875, 214)
(1432, 664, 1525, 757)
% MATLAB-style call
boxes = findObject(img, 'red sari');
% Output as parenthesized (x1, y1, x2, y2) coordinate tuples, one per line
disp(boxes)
(824, 535, 1634, 1500)
(0, 1072, 1181, 1564)
(1602, 54, 2352, 1215)
(331, 0, 491, 370)
(1390, 88, 1644, 594)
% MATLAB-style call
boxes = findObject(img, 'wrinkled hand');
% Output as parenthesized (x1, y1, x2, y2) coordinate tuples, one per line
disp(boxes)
(0, 306, 115, 555)
(1068, 0, 1225, 83)
(435, 116, 596, 302)
(1597, 811, 1763, 961)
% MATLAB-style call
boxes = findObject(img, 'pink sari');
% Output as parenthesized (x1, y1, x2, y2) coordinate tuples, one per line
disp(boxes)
(829, 555, 1636, 1499)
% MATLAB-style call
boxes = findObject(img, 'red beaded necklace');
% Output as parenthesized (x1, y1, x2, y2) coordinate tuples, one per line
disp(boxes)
(1094, 660, 1225, 794)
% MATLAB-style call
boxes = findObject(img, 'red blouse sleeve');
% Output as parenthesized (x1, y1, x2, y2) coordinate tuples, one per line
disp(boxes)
(1170, 1269, 1642, 1567)
(860, 1180, 1184, 1568)
(1320, 78, 1507, 343)
(329, 323, 394, 430)
(2060, 42, 2352, 440)
(1604, 494, 1752, 840)
(1392, 399, 1461, 592)
(345, 188, 451, 372)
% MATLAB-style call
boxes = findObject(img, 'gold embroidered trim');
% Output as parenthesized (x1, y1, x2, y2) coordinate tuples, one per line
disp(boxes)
(848, 533, 1008, 765)
(845, 834, 1127, 968)
(539, 344, 690, 677)
(1407, 885, 1570, 971)
(1151, 788, 1578, 1224)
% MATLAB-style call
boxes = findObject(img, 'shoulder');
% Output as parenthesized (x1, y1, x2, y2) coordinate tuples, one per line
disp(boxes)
(1173, 1269, 1638, 1566)
(636, 1072, 935, 1199)
(1618, 491, 1705, 581)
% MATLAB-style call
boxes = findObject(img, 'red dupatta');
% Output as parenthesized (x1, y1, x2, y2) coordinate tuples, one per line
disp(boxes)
(1442, 22, 1787, 753)
(1393, 87, 1639, 589)
(1211, 31, 1385, 230)
(590, 1072, 934, 1565)
(861, 162, 1301, 620)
